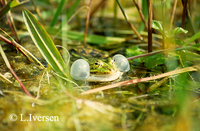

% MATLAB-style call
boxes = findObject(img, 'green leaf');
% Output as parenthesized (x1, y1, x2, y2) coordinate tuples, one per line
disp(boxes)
(22, 9, 68, 78)
(152, 20, 163, 33)
(180, 50, 200, 66)
(173, 27, 188, 35)
(166, 27, 188, 37)
(184, 31, 200, 46)
(126, 46, 143, 63)
(144, 53, 165, 69)
(0, 0, 28, 19)
(152, 21, 188, 38)
(138, 0, 148, 32)
(49, 0, 67, 27)
(174, 39, 185, 46)
(165, 52, 179, 71)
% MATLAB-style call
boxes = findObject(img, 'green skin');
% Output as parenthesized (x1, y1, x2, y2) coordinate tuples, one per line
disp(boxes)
(86, 57, 118, 75)
(70, 47, 122, 81)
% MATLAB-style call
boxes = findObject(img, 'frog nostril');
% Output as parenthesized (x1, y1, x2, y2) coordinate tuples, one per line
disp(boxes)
(112, 59, 115, 64)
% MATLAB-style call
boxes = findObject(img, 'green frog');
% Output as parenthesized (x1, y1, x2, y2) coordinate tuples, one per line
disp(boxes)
(82, 57, 122, 82)
(69, 46, 130, 82)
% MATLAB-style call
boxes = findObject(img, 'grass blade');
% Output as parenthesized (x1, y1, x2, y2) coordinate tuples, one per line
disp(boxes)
(22, 9, 68, 78)
(184, 31, 200, 46)
(59, 0, 81, 29)
(49, 0, 67, 27)
(82, 66, 197, 95)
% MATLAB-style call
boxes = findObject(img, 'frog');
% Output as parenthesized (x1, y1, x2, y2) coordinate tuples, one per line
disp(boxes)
(69, 45, 109, 59)
(83, 57, 122, 82)
(70, 46, 130, 82)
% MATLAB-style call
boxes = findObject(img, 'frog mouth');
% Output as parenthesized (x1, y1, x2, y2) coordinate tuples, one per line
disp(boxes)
(86, 71, 123, 82)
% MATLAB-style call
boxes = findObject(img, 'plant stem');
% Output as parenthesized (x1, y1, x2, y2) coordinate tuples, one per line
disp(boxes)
(0, 45, 33, 97)
(170, 0, 178, 29)
(162, 0, 165, 49)
(181, 0, 188, 29)
(5, 13, 19, 42)
(0, 34, 44, 67)
(59, 0, 81, 29)
(113, 0, 117, 28)
(148, 0, 152, 52)
(132, 0, 148, 31)
(90, 0, 107, 19)
(82, 66, 197, 95)
(116, 0, 142, 40)
(0, 0, 28, 19)
(30, 0, 45, 25)
(9, 67, 33, 97)
(126, 46, 191, 61)
(181, 0, 199, 44)
(0, 0, 19, 42)
(83, 0, 92, 46)
(0, 34, 28, 57)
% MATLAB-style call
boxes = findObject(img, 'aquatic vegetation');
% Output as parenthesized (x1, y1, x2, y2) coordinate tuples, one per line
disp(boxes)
(0, 0, 200, 130)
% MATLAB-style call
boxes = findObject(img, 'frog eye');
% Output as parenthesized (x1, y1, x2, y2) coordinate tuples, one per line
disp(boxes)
(113, 54, 130, 72)
(70, 59, 90, 80)
(94, 61, 102, 68)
